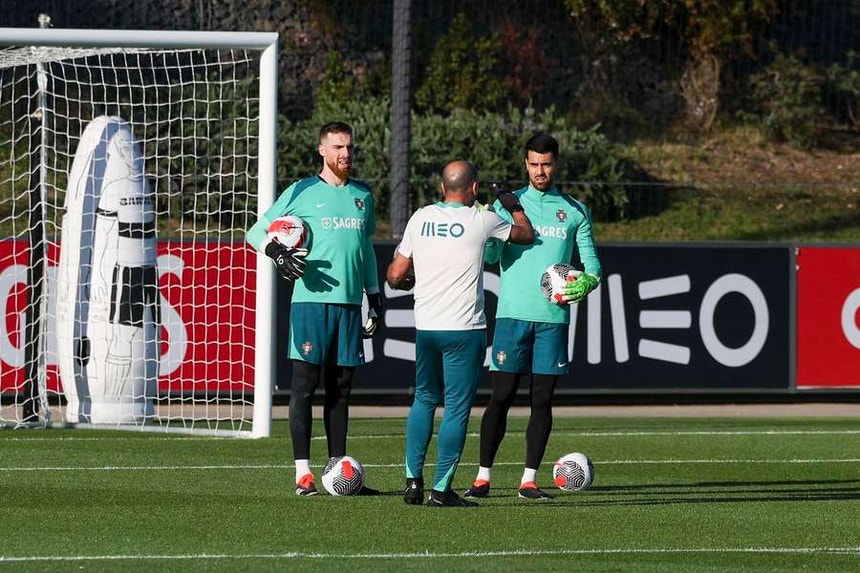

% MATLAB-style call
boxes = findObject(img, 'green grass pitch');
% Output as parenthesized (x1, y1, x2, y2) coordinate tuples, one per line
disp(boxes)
(1, 415, 858, 572)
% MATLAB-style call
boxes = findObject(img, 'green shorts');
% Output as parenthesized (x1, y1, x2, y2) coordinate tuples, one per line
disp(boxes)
(288, 302, 365, 366)
(490, 318, 570, 375)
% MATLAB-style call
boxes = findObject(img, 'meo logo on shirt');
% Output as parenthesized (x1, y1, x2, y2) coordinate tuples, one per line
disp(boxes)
(420, 221, 464, 238)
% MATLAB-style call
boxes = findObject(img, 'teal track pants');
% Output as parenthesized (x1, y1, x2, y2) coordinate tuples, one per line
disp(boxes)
(405, 329, 486, 492)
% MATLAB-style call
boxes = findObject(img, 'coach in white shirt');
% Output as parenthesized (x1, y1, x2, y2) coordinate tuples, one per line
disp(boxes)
(387, 160, 535, 507)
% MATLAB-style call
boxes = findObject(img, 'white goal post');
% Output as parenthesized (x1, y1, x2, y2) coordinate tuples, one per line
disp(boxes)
(0, 25, 279, 437)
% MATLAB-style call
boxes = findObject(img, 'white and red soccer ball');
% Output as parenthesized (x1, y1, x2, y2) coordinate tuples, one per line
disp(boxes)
(553, 452, 594, 491)
(321, 455, 366, 496)
(540, 263, 582, 305)
(267, 214, 307, 249)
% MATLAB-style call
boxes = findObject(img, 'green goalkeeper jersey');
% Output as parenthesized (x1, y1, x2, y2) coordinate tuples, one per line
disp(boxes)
(487, 185, 602, 325)
(246, 175, 379, 305)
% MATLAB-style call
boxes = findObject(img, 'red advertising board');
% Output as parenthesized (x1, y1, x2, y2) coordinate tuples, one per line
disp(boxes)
(155, 242, 257, 392)
(796, 247, 860, 388)
(0, 240, 257, 394)
(0, 240, 31, 391)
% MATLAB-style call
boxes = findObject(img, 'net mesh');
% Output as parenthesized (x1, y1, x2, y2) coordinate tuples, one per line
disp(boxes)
(0, 45, 262, 434)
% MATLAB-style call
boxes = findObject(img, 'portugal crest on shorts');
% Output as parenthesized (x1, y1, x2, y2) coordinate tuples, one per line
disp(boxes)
(495, 351, 507, 365)
(301, 341, 314, 356)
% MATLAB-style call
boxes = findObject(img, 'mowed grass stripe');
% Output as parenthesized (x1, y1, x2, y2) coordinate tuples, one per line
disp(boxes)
(1, 417, 857, 573)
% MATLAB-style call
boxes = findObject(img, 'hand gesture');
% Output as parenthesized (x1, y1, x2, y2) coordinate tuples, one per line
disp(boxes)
(492, 183, 523, 213)
(265, 241, 308, 281)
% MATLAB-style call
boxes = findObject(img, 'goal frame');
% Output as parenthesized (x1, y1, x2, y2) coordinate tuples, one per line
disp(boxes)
(0, 27, 279, 438)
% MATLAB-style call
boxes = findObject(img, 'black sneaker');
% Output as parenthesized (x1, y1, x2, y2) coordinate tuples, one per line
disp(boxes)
(403, 478, 424, 505)
(518, 482, 553, 500)
(464, 480, 490, 498)
(427, 489, 479, 507)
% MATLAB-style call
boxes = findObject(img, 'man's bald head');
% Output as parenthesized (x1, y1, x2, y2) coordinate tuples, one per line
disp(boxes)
(441, 161, 479, 205)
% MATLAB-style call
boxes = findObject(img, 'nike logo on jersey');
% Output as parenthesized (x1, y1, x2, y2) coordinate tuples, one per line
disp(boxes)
(316, 202, 327, 208)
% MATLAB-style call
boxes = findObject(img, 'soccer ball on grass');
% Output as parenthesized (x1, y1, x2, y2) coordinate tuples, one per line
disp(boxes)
(552, 452, 594, 491)
(321, 455, 365, 496)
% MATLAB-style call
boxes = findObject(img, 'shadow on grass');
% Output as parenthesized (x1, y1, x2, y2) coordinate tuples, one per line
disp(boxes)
(477, 479, 860, 507)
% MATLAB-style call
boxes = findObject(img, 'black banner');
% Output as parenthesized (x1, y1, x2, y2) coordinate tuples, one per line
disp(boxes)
(277, 242, 792, 395)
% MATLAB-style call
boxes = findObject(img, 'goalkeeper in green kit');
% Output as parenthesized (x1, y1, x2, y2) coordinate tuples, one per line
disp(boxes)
(465, 133, 602, 500)
(246, 122, 382, 497)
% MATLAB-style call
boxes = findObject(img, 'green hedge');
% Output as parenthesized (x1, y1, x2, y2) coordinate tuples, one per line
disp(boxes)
(276, 97, 636, 226)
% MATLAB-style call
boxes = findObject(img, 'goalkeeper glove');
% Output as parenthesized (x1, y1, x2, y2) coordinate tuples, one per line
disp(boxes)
(561, 272, 600, 304)
(492, 183, 524, 213)
(264, 241, 308, 281)
(361, 292, 383, 338)
(484, 237, 502, 264)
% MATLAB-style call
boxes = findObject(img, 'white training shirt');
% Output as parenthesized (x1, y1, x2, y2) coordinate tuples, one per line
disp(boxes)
(396, 201, 512, 331)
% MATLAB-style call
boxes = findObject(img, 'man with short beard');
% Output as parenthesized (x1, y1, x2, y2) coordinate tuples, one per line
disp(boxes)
(246, 122, 382, 496)
(465, 133, 602, 501)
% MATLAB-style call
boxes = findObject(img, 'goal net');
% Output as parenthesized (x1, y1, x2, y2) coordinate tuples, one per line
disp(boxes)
(0, 26, 278, 437)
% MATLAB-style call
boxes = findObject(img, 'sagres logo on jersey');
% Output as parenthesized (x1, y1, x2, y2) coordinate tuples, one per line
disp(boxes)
(535, 225, 568, 240)
(321, 217, 366, 230)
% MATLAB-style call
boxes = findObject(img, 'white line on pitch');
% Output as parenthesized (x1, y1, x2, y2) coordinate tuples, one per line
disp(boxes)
(321, 429, 860, 440)
(0, 546, 858, 563)
(1, 458, 858, 472)
(1, 429, 858, 443)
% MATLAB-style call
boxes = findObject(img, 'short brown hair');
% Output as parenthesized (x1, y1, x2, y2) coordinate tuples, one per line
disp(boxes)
(319, 121, 353, 141)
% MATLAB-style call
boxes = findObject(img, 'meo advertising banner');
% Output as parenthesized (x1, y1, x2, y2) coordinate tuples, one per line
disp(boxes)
(279, 243, 793, 394)
(555, 244, 791, 392)
(796, 247, 860, 388)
